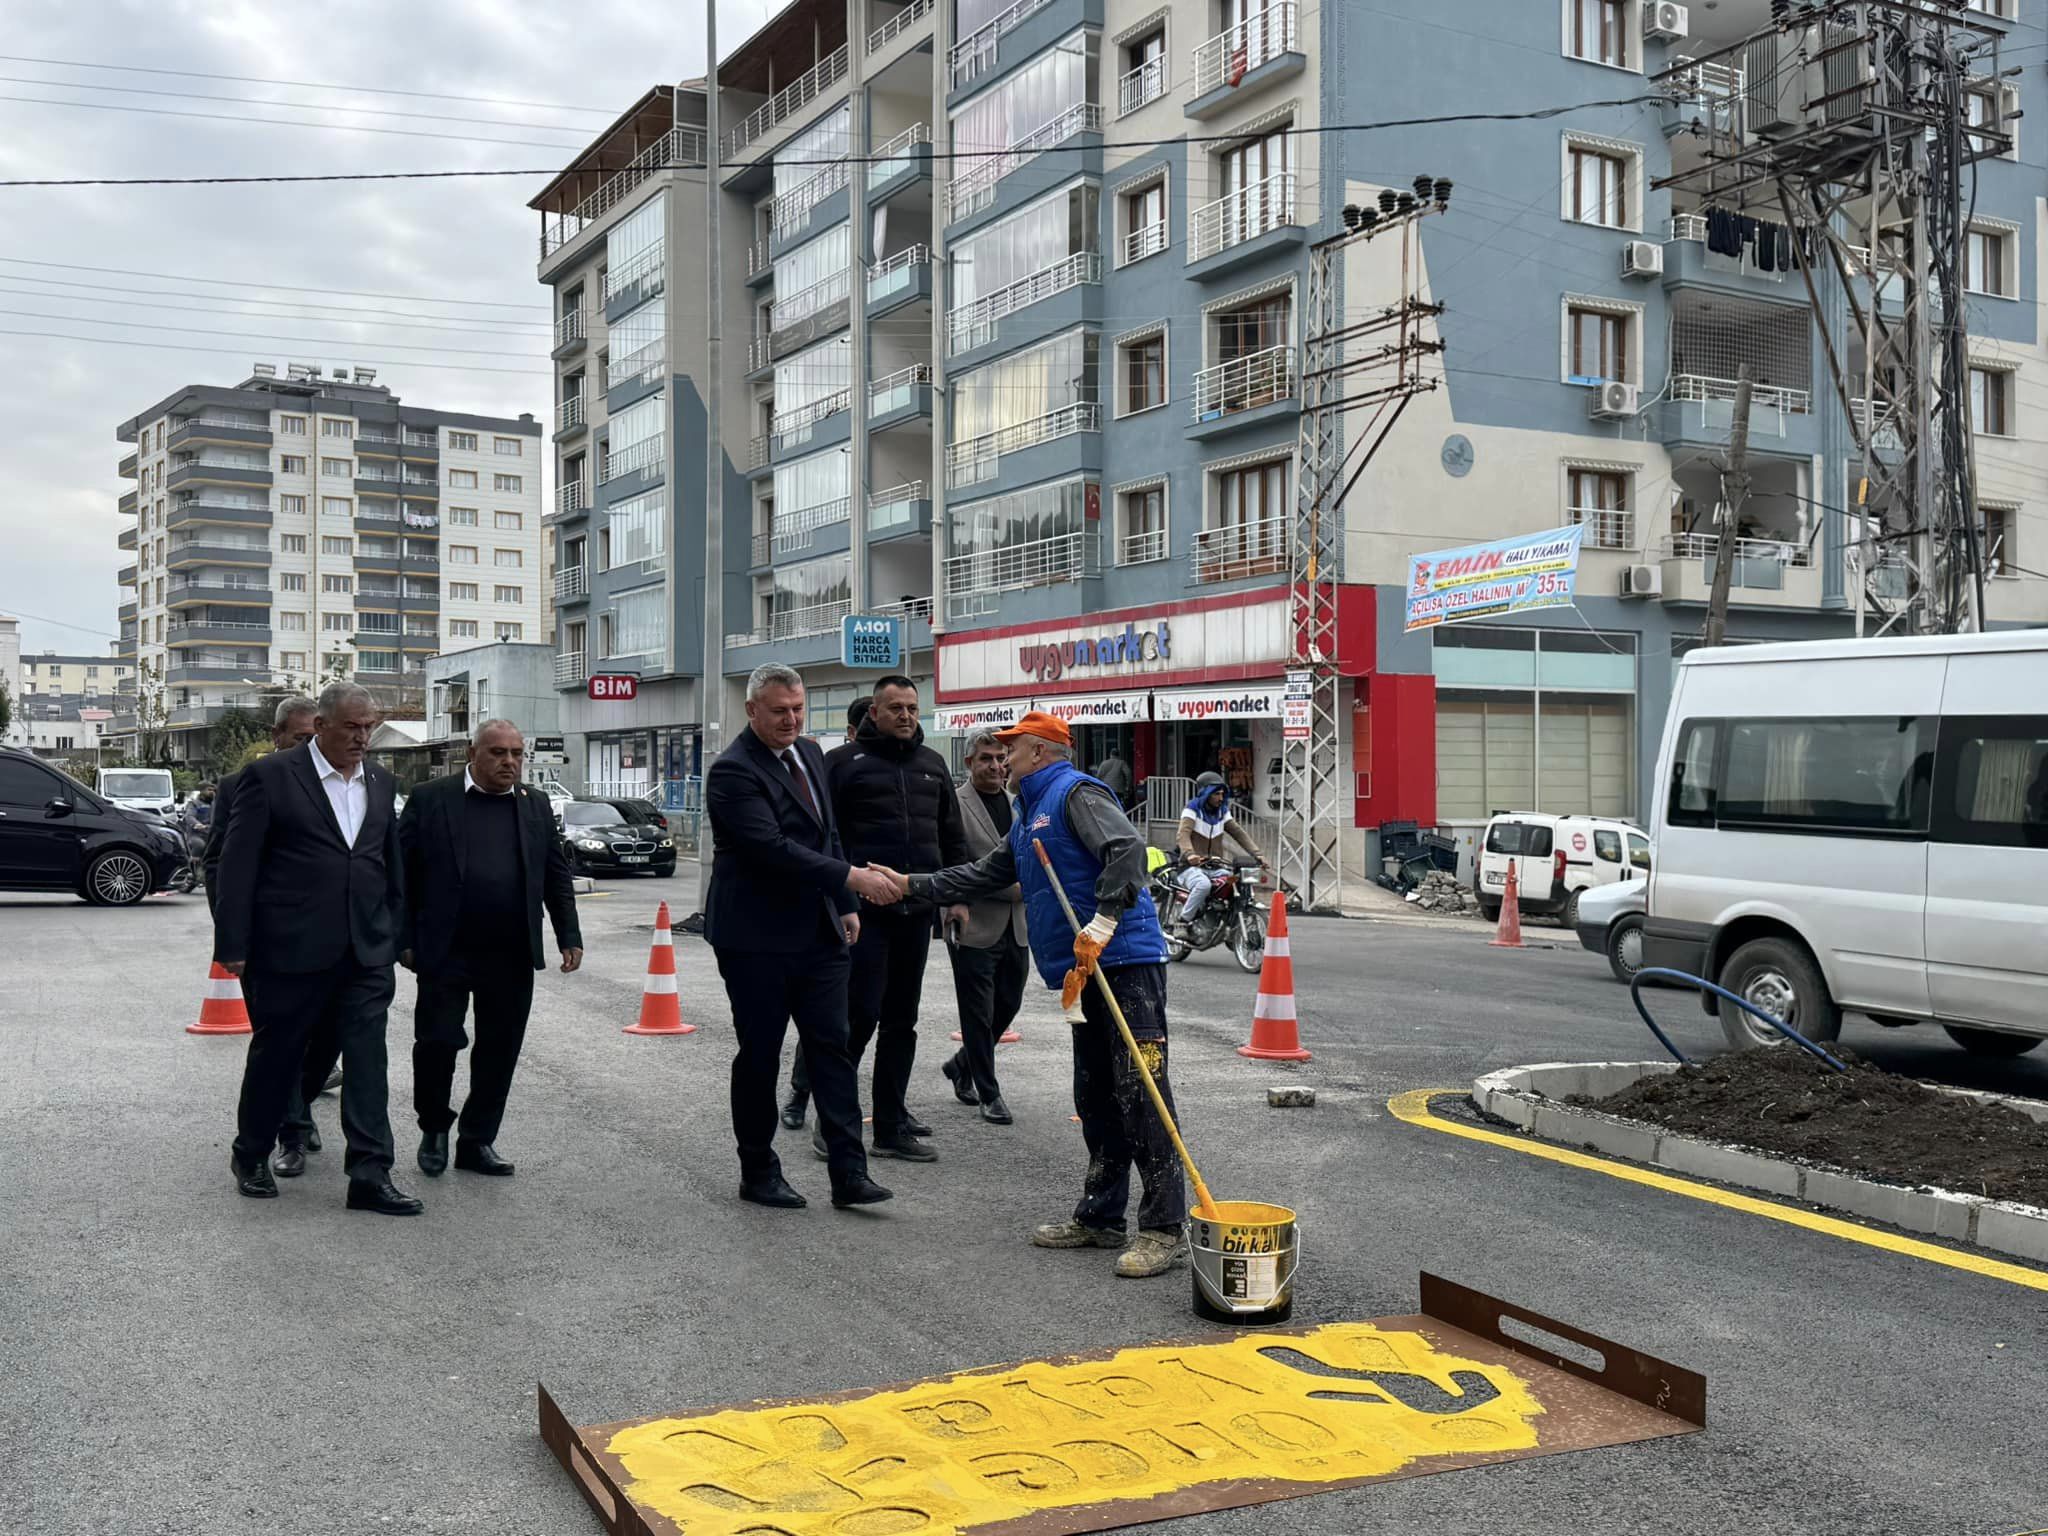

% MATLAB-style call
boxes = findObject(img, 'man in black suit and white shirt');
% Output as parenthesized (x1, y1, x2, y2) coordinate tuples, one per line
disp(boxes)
(213, 681, 420, 1216)
(704, 663, 897, 1211)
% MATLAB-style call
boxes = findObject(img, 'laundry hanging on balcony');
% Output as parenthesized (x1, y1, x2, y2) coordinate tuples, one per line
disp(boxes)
(1702, 208, 1815, 271)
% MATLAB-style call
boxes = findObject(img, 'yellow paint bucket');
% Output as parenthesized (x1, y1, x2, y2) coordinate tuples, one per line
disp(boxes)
(1189, 1200, 1298, 1325)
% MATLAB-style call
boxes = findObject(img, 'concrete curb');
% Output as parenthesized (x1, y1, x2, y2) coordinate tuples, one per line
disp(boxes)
(1471, 1061, 2048, 1267)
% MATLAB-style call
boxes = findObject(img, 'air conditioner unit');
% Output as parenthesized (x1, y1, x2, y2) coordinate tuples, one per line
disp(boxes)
(1622, 564, 1664, 598)
(1622, 240, 1664, 279)
(1642, 1, 1687, 41)
(1591, 380, 1640, 419)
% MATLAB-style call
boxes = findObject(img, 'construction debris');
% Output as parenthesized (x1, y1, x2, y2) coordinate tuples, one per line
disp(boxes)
(1406, 870, 1481, 915)
(1268, 1086, 1317, 1109)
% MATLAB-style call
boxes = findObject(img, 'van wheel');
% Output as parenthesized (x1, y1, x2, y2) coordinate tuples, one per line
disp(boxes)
(1943, 1026, 2042, 1058)
(1477, 899, 1500, 923)
(1561, 888, 1583, 930)
(1716, 937, 1841, 1049)
(82, 849, 152, 907)
(1605, 914, 1646, 985)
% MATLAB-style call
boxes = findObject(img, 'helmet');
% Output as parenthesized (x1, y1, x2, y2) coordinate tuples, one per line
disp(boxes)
(1193, 771, 1227, 791)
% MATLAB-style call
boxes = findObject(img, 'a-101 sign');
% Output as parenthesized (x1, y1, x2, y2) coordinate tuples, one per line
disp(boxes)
(587, 674, 640, 701)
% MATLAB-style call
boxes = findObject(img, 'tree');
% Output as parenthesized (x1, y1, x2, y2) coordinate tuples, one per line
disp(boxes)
(206, 707, 265, 779)
(0, 673, 13, 743)
(132, 658, 172, 767)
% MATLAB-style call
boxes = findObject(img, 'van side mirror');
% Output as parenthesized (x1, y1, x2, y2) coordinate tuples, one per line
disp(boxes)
(44, 798, 73, 819)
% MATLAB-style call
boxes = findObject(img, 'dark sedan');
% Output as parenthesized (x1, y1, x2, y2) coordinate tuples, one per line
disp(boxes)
(0, 748, 189, 905)
(559, 797, 677, 878)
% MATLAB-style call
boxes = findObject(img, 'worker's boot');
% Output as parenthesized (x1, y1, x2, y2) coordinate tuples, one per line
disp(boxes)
(1031, 1219, 1126, 1250)
(1114, 1228, 1188, 1278)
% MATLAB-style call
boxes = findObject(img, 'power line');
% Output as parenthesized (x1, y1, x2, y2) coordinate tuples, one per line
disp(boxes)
(0, 328, 550, 376)
(0, 55, 617, 115)
(0, 75, 611, 134)
(0, 257, 542, 310)
(0, 307, 545, 357)
(0, 93, 586, 150)
(0, 278, 551, 335)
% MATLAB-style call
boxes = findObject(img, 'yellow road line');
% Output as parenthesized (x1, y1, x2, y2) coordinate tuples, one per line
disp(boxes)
(1388, 1089, 2048, 1294)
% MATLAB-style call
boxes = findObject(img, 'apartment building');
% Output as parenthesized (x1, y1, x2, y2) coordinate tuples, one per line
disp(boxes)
(532, 0, 2045, 848)
(116, 364, 545, 763)
(14, 649, 132, 701)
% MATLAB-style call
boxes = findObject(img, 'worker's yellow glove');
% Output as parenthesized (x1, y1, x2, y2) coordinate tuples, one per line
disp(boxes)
(1061, 913, 1118, 1010)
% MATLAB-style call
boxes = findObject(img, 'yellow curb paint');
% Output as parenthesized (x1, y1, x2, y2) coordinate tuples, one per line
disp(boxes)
(607, 1324, 1546, 1536)
(1389, 1089, 2048, 1295)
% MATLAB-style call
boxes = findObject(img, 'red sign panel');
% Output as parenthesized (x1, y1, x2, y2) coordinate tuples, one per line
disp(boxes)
(587, 673, 640, 701)
(1571, 832, 1587, 853)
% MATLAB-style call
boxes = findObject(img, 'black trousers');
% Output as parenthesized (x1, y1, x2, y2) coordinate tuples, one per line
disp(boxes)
(843, 907, 936, 1141)
(716, 944, 869, 1187)
(412, 948, 537, 1145)
(277, 1017, 344, 1152)
(945, 935, 1029, 1102)
(1071, 963, 1185, 1234)
(236, 958, 397, 1181)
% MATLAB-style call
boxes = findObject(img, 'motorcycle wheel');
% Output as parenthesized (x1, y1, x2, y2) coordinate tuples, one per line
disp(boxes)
(1231, 906, 1266, 973)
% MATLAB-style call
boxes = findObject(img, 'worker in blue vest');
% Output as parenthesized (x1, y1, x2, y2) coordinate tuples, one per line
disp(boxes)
(872, 710, 1186, 1279)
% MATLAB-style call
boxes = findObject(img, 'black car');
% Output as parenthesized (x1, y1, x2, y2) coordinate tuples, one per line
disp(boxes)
(0, 748, 189, 905)
(560, 797, 677, 878)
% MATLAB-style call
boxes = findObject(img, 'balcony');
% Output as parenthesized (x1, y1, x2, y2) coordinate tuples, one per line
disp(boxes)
(166, 541, 270, 572)
(117, 525, 138, 551)
(554, 564, 588, 602)
(1190, 516, 1289, 584)
(868, 481, 931, 539)
(1664, 214, 1791, 288)
(556, 394, 587, 439)
(947, 102, 1102, 225)
(946, 402, 1099, 489)
(869, 365, 933, 424)
(750, 530, 774, 568)
(356, 543, 403, 570)
(726, 596, 852, 647)
(169, 416, 273, 451)
(553, 482, 590, 521)
(355, 584, 402, 606)
(1117, 528, 1168, 566)
(949, 0, 1053, 89)
(117, 599, 137, 623)
(943, 531, 1099, 621)
(770, 160, 850, 245)
(769, 270, 852, 356)
(723, 43, 849, 159)
(1190, 172, 1301, 270)
(1567, 508, 1635, 551)
(540, 125, 705, 260)
(119, 452, 138, 479)
(873, 594, 935, 629)
(1660, 532, 1821, 608)
(599, 435, 665, 488)
(771, 390, 852, 456)
(1121, 220, 1168, 268)
(554, 650, 587, 687)
(747, 333, 775, 376)
(867, 244, 930, 315)
(604, 241, 666, 313)
(1118, 56, 1169, 117)
(167, 581, 269, 609)
(1191, 344, 1297, 433)
(770, 497, 853, 558)
(1664, 374, 1813, 450)
(119, 489, 138, 517)
(607, 338, 665, 393)
(166, 460, 270, 492)
(355, 467, 438, 495)
(868, 123, 931, 196)
(168, 498, 270, 532)
(745, 237, 774, 286)
(167, 619, 273, 648)
(118, 563, 137, 587)
(948, 251, 1100, 356)
(748, 435, 772, 474)
(1187, 2, 1302, 117)
(553, 308, 588, 357)
(869, 0, 933, 55)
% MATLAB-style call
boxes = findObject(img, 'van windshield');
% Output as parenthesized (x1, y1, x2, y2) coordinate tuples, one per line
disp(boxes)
(1486, 822, 1553, 856)
(101, 771, 172, 799)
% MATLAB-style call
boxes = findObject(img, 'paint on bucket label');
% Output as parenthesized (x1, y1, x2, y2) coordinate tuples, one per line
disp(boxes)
(1221, 1253, 1280, 1300)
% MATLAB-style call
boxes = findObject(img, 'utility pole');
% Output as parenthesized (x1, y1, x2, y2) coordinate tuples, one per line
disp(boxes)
(698, 1, 724, 892)
(1702, 365, 1751, 648)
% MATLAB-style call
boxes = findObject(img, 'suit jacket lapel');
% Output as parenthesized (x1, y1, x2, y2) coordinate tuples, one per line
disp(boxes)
(448, 776, 468, 880)
(959, 784, 994, 854)
(291, 746, 350, 849)
(747, 730, 821, 829)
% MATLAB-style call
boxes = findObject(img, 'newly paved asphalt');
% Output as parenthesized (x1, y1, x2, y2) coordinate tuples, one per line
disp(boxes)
(4, 877, 2044, 1534)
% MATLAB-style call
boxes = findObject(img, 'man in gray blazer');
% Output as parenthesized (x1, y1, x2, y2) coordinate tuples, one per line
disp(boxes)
(938, 728, 1029, 1124)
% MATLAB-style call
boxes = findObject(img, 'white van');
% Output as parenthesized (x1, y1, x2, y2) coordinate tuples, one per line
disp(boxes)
(1476, 812, 1651, 926)
(1644, 631, 2048, 1058)
(96, 767, 176, 818)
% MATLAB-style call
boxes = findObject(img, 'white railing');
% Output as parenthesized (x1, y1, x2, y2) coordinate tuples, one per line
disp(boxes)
(1566, 508, 1634, 550)
(166, 620, 270, 637)
(727, 596, 853, 645)
(1669, 55, 1743, 103)
(607, 338, 665, 390)
(1121, 220, 1168, 266)
(356, 505, 401, 524)
(770, 269, 851, 331)
(1665, 214, 1786, 282)
(1666, 532, 1814, 567)
(556, 483, 588, 518)
(945, 402, 1099, 488)
(604, 241, 665, 303)
(1192, 343, 1297, 420)
(948, 101, 1101, 223)
(868, 243, 929, 303)
(944, 531, 1099, 611)
(873, 594, 934, 624)
(555, 564, 588, 600)
(558, 394, 585, 433)
(747, 238, 773, 279)
(1668, 373, 1811, 414)
(1118, 528, 1168, 565)
(1190, 515, 1290, 583)
(554, 309, 587, 349)
(949, 0, 1053, 87)
(748, 334, 773, 372)
(600, 435, 665, 484)
(868, 480, 926, 533)
(869, 364, 932, 414)
(750, 530, 774, 566)
(1118, 56, 1169, 116)
(869, 0, 934, 53)
(1192, 1, 1298, 96)
(1191, 170, 1298, 262)
(869, 121, 930, 186)
(749, 435, 770, 469)
(554, 650, 586, 686)
(724, 44, 850, 158)
(1852, 397, 1904, 451)
(771, 160, 851, 239)
(772, 497, 853, 555)
(539, 127, 706, 259)
(948, 251, 1100, 354)
(771, 389, 851, 450)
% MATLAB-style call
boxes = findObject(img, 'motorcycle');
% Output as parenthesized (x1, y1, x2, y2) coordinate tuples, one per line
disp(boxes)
(1152, 856, 1268, 973)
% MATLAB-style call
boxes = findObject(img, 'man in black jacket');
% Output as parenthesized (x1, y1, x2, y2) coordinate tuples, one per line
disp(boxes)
(399, 720, 583, 1180)
(213, 682, 419, 1216)
(816, 674, 968, 1163)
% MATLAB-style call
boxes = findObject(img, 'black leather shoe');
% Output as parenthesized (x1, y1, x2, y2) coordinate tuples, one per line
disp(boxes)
(941, 1057, 977, 1105)
(872, 1134, 938, 1162)
(417, 1130, 449, 1177)
(831, 1175, 894, 1208)
(779, 1091, 807, 1131)
(346, 1176, 424, 1216)
(902, 1112, 935, 1138)
(304, 1124, 322, 1153)
(980, 1095, 1014, 1125)
(739, 1175, 808, 1209)
(231, 1154, 278, 1199)
(454, 1140, 514, 1176)
(321, 1067, 343, 1094)
(274, 1146, 308, 1178)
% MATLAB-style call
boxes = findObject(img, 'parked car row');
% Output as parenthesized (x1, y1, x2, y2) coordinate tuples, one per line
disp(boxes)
(0, 748, 188, 905)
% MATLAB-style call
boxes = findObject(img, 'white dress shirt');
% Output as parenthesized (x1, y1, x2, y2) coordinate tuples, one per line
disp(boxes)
(308, 737, 368, 848)
(463, 768, 515, 796)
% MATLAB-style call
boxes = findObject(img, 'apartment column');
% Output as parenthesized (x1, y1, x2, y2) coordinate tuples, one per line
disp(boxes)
(928, 0, 952, 636)
(846, 0, 871, 611)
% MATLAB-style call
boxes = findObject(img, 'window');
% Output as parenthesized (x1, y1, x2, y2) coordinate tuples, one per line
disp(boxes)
(493, 511, 523, 530)
(321, 419, 354, 440)
(449, 431, 478, 452)
(1566, 0, 1627, 68)
(278, 572, 306, 592)
(1203, 460, 1289, 579)
(321, 457, 352, 476)
(281, 651, 306, 671)
(280, 533, 307, 553)
(280, 455, 307, 475)
(320, 536, 352, 556)
(1567, 304, 1629, 384)
(278, 611, 307, 631)
(493, 473, 523, 494)
(449, 581, 479, 600)
(1121, 179, 1168, 265)
(322, 497, 352, 518)
(949, 32, 1096, 189)
(948, 182, 1100, 318)
(1485, 821, 1553, 857)
(322, 574, 353, 594)
(1119, 27, 1167, 116)
(493, 549, 523, 568)
(1966, 228, 2012, 297)
(1567, 145, 1628, 228)
(1122, 332, 1166, 416)
(1593, 828, 1622, 864)
(449, 619, 479, 639)
(494, 584, 525, 604)
(1667, 716, 1931, 833)
(449, 469, 479, 489)
(437, 507, 475, 528)
(493, 436, 524, 457)
(1970, 366, 2011, 437)
(950, 327, 1098, 448)
(1981, 505, 2017, 578)
(357, 650, 399, 674)
(609, 488, 668, 565)
(609, 585, 668, 657)
(1567, 468, 1631, 549)
(1933, 716, 2048, 849)
(279, 415, 306, 434)
(322, 613, 353, 632)
(448, 546, 479, 565)
(1116, 483, 1168, 565)
(277, 494, 306, 515)
(495, 622, 525, 642)
(0, 758, 63, 807)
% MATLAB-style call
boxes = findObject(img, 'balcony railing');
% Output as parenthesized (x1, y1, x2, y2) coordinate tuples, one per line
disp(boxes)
(555, 482, 589, 518)
(748, 334, 773, 372)
(749, 435, 770, 469)
(1118, 56, 1169, 116)
(946, 402, 1099, 488)
(1566, 508, 1634, 550)
(1852, 397, 1905, 452)
(772, 497, 853, 556)
(554, 650, 586, 686)
(1668, 374, 1811, 414)
(604, 242, 665, 304)
(948, 102, 1101, 223)
(727, 597, 853, 646)
(1666, 214, 1786, 283)
(750, 530, 774, 567)
(1191, 171, 1298, 262)
(356, 505, 401, 524)
(869, 0, 933, 53)
(554, 564, 588, 600)
(771, 160, 851, 239)
(1190, 516, 1289, 583)
(771, 390, 851, 450)
(1192, 1, 1298, 95)
(868, 243, 929, 304)
(1668, 55, 1743, 104)
(770, 269, 851, 332)
(870, 364, 933, 415)
(600, 435, 665, 484)
(607, 338, 665, 390)
(868, 480, 927, 533)
(747, 238, 773, 279)
(944, 531, 1099, 616)
(558, 395, 585, 433)
(1118, 528, 1168, 566)
(949, 0, 1053, 87)
(869, 121, 930, 187)
(1121, 220, 1168, 267)
(873, 594, 934, 624)
(540, 126, 706, 259)
(1666, 531, 1813, 568)
(1192, 344, 1297, 420)
(948, 251, 1100, 355)
(724, 44, 849, 158)
(554, 309, 587, 349)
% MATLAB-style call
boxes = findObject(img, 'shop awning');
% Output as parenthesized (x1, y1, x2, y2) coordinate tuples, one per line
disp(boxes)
(1036, 691, 1151, 725)
(1151, 685, 1286, 722)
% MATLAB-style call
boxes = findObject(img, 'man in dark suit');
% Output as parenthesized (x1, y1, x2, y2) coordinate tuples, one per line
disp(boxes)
(705, 663, 896, 1211)
(939, 727, 1028, 1124)
(204, 694, 316, 908)
(399, 719, 583, 1180)
(213, 681, 420, 1216)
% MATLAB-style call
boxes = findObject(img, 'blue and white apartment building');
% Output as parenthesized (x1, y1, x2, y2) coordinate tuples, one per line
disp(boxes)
(529, 0, 2045, 850)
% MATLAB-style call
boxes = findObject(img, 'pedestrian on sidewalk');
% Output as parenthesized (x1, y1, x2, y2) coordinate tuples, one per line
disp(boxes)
(938, 728, 1027, 1125)
(398, 720, 583, 1181)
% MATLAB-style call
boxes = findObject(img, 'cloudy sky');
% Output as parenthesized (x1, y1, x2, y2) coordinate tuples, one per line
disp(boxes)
(0, 0, 771, 655)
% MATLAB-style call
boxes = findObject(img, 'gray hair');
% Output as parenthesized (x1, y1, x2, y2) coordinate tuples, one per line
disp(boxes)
(470, 717, 523, 746)
(963, 727, 1005, 757)
(746, 662, 804, 702)
(272, 694, 316, 728)
(315, 681, 376, 718)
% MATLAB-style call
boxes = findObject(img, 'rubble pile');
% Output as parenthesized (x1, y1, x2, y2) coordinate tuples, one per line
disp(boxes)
(1407, 870, 1480, 915)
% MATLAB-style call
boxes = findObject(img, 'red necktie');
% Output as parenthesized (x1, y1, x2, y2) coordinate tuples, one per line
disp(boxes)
(780, 749, 819, 819)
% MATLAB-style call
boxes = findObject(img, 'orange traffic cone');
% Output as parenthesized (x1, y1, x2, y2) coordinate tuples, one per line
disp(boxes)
(188, 961, 252, 1036)
(624, 901, 696, 1036)
(1238, 890, 1311, 1062)
(1489, 861, 1525, 949)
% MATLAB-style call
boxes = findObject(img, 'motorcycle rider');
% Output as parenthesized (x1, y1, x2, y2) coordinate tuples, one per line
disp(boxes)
(1171, 772, 1269, 935)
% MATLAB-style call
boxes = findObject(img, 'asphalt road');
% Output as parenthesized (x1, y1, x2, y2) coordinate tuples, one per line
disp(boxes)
(3, 877, 2044, 1535)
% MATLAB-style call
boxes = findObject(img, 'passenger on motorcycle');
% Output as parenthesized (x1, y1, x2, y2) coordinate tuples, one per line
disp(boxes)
(1171, 772, 1269, 931)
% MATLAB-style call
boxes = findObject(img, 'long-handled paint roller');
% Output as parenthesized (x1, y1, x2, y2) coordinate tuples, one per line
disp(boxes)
(1032, 838, 1219, 1219)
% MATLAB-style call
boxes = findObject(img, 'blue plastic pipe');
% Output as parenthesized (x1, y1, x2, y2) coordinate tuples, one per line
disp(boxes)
(1628, 967, 1850, 1074)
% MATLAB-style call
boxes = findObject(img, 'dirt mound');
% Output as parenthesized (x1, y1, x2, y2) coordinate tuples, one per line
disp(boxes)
(1572, 1048, 2048, 1209)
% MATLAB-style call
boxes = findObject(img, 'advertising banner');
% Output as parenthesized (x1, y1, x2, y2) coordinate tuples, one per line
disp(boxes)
(1152, 686, 1285, 722)
(1036, 691, 1152, 725)
(1281, 671, 1313, 742)
(930, 699, 1033, 735)
(1404, 524, 1586, 632)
